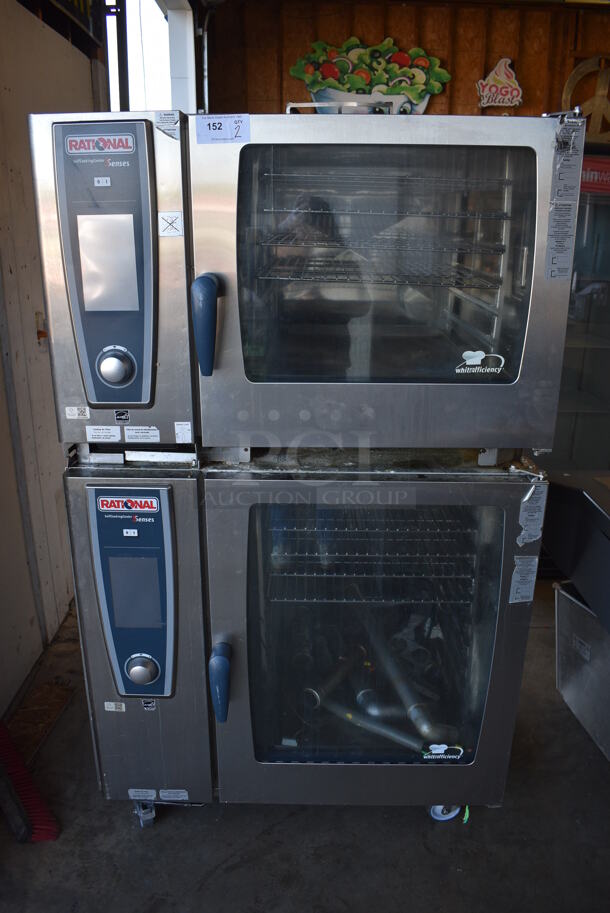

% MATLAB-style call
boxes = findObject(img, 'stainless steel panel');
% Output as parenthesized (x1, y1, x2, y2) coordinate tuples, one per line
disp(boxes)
(204, 467, 544, 805)
(188, 114, 582, 450)
(544, 471, 610, 634)
(556, 584, 610, 761)
(30, 112, 195, 444)
(65, 468, 213, 803)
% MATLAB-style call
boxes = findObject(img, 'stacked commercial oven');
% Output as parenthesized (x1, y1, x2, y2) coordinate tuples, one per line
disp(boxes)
(29, 110, 584, 825)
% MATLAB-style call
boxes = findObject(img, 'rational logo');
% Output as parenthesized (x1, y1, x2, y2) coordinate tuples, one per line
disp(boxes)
(97, 495, 158, 513)
(66, 134, 135, 155)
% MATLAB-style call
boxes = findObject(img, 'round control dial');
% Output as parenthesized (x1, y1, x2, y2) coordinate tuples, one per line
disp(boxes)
(97, 349, 135, 386)
(125, 654, 160, 686)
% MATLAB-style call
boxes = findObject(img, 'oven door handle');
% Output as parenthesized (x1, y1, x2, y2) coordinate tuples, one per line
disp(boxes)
(208, 642, 232, 723)
(191, 273, 219, 376)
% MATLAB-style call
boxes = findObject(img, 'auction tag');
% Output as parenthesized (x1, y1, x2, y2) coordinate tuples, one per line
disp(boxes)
(196, 114, 250, 144)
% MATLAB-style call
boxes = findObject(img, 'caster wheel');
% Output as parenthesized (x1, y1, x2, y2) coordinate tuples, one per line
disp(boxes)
(133, 800, 156, 828)
(428, 804, 462, 822)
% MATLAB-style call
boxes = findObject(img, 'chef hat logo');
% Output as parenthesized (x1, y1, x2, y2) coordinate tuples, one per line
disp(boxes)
(428, 744, 449, 754)
(462, 350, 486, 366)
(460, 351, 506, 369)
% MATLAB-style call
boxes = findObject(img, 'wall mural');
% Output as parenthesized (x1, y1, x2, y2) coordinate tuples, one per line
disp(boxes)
(290, 37, 451, 114)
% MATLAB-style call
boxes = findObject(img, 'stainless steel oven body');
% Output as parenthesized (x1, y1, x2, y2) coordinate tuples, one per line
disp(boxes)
(30, 112, 195, 446)
(203, 456, 546, 806)
(64, 468, 212, 804)
(188, 113, 584, 451)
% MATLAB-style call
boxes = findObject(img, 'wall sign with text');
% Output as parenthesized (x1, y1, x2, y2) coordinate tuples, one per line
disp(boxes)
(477, 59, 523, 109)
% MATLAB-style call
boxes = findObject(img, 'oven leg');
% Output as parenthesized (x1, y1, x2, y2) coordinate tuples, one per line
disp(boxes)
(133, 800, 156, 828)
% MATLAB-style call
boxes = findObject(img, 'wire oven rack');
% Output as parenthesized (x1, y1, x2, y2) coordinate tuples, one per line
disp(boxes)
(265, 205, 510, 221)
(260, 229, 506, 256)
(265, 515, 478, 605)
(266, 573, 474, 606)
(267, 513, 476, 535)
(257, 257, 501, 289)
(263, 171, 511, 193)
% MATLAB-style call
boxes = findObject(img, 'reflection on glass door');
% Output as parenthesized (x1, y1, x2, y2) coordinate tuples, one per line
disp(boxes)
(247, 504, 503, 765)
(237, 144, 535, 383)
(546, 171, 610, 469)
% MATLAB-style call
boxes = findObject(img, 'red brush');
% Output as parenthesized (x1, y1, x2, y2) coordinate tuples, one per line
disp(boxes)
(0, 722, 59, 842)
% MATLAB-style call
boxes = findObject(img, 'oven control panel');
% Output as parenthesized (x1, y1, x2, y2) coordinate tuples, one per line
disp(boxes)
(53, 121, 156, 406)
(87, 486, 174, 697)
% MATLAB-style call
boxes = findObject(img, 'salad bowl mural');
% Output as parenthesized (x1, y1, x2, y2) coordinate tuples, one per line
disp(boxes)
(290, 37, 451, 114)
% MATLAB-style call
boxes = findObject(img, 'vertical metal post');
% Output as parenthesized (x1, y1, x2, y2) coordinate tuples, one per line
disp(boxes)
(115, 1, 130, 111)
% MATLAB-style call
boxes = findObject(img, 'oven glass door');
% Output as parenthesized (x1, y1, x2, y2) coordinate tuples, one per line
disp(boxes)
(247, 502, 502, 765)
(204, 477, 538, 804)
(238, 144, 535, 385)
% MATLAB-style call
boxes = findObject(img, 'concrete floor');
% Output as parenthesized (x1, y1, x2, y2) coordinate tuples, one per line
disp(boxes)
(1, 581, 609, 913)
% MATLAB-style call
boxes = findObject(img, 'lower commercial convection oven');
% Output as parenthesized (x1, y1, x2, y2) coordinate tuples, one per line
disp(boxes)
(64, 453, 546, 821)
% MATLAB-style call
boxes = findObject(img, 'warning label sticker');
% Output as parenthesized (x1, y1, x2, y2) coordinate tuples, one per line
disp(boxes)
(124, 426, 161, 443)
(158, 211, 183, 237)
(545, 120, 585, 280)
(159, 789, 189, 802)
(174, 421, 192, 444)
(86, 425, 121, 443)
(66, 405, 90, 420)
(128, 788, 157, 801)
(154, 110, 180, 141)
(509, 556, 539, 604)
(517, 484, 548, 546)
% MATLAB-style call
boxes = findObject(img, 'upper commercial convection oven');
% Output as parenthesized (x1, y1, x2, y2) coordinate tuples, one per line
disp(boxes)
(188, 113, 584, 452)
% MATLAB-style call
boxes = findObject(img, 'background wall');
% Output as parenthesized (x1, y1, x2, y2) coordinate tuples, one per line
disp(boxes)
(208, 0, 610, 119)
(0, 0, 102, 712)
(0, 346, 42, 717)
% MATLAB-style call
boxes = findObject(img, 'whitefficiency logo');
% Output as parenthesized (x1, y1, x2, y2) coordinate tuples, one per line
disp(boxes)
(422, 743, 464, 761)
(66, 134, 135, 155)
(97, 496, 158, 513)
(455, 350, 505, 375)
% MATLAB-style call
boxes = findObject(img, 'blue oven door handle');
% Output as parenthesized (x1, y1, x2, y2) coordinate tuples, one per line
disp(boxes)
(191, 273, 219, 376)
(208, 642, 232, 723)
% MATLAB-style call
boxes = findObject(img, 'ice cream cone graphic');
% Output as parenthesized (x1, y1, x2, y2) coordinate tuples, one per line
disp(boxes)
(477, 58, 523, 108)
